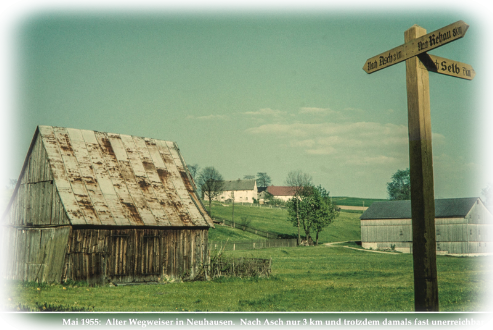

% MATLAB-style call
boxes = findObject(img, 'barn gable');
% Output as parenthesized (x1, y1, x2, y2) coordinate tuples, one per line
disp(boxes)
(3, 125, 213, 283)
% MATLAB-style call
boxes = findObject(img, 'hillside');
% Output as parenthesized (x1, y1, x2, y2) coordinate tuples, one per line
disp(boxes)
(331, 196, 387, 207)
(208, 202, 361, 243)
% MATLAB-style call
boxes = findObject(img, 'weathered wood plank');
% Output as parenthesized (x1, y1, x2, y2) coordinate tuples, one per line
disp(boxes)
(364, 20, 469, 74)
(405, 25, 439, 311)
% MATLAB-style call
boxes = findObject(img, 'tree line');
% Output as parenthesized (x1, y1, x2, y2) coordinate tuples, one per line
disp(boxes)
(386, 168, 493, 206)
(187, 164, 339, 246)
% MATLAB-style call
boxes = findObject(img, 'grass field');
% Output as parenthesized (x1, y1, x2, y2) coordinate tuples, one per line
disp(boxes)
(4, 245, 490, 312)
(209, 202, 361, 243)
(208, 225, 267, 241)
(3, 200, 491, 312)
(331, 197, 388, 207)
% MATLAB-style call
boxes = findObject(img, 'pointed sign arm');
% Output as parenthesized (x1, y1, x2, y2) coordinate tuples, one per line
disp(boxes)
(363, 20, 469, 74)
(418, 53, 475, 80)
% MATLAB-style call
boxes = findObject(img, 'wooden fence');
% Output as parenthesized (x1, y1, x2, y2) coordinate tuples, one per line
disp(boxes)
(214, 217, 283, 239)
(209, 239, 297, 251)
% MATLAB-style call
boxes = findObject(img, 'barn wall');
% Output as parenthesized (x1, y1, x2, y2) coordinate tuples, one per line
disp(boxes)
(63, 227, 209, 284)
(3, 226, 71, 282)
(361, 217, 493, 254)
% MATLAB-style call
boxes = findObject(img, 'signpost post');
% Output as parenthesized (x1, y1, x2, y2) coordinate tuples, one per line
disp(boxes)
(363, 21, 474, 311)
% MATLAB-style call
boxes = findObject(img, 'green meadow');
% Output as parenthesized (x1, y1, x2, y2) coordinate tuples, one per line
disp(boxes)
(4, 245, 490, 312)
(209, 202, 361, 243)
(3, 205, 491, 312)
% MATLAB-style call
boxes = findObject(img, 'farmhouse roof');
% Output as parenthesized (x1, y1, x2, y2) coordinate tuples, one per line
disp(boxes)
(266, 186, 296, 197)
(360, 197, 482, 220)
(6, 125, 213, 228)
(222, 179, 257, 191)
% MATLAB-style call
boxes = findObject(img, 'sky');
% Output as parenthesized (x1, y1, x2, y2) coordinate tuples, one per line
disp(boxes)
(1, 1, 492, 201)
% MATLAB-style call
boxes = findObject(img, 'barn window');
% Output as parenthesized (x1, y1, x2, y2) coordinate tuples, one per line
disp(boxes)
(436, 229, 441, 236)
(399, 230, 403, 236)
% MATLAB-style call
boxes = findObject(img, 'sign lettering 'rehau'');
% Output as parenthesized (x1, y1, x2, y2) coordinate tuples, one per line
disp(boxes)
(363, 20, 469, 74)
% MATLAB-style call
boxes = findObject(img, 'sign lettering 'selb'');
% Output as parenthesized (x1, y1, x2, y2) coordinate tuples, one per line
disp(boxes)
(363, 20, 469, 74)
(418, 54, 475, 80)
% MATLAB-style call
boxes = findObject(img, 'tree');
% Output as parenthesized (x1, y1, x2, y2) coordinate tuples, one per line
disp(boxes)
(387, 168, 411, 200)
(243, 175, 255, 180)
(482, 183, 493, 207)
(286, 185, 338, 245)
(197, 167, 224, 216)
(285, 170, 313, 244)
(312, 185, 339, 245)
(187, 164, 200, 182)
(256, 172, 272, 188)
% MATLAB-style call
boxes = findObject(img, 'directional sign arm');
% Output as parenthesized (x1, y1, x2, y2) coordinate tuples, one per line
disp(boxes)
(363, 20, 469, 74)
(418, 53, 475, 80)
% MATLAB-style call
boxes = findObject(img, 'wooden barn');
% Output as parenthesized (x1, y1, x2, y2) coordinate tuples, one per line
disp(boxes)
(360, 198, 493, 255)
(2, 125, 214, 284)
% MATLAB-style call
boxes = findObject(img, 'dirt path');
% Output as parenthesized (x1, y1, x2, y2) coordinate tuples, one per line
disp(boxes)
(324, 241, 400, 254)
(338, 205, 368, 211)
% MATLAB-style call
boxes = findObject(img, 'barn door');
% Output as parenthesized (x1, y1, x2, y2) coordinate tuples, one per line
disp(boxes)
(107, 234, 129, 278)
(138, 235, 160, 278)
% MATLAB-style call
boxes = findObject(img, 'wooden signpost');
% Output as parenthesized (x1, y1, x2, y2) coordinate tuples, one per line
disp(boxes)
(363, 20, 474, 311)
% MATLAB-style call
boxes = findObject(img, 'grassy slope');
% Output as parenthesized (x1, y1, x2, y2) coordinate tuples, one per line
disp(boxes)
(332, 196, 388, 207)
(208, 225, 267, 241)
(209, 202, 361, 243)
(5, 246, 490, 312)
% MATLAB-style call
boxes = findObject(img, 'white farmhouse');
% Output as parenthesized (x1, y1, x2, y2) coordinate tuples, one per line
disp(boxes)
(216, 179, 258, 204)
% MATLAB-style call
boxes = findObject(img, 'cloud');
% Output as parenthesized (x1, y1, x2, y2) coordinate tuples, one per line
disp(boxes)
(186, 114, 228, 120)
(243, 108, 286, 117)
(246, 121, 412, 166)
(299, 107, 335, 115)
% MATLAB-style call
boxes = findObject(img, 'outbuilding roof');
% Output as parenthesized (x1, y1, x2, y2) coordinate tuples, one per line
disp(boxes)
(266, 186, 296, 197)
(360, 197, 481, 220)
(7, 125, 213, 228)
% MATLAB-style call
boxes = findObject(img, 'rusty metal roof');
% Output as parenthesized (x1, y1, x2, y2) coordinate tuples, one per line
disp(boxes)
(24, 125, 213, 227)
